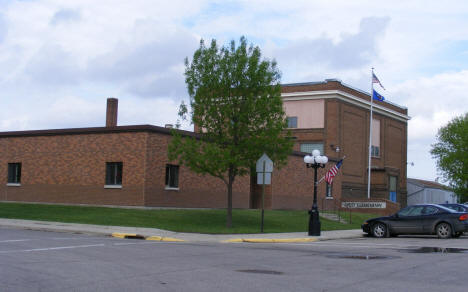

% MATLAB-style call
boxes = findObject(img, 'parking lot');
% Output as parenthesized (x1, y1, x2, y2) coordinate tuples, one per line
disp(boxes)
(1, 227, 467, 292)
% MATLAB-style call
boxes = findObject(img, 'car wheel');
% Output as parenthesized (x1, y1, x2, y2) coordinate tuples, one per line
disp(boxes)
(372, 222, 387, 238)
(436, 222, 452, 239)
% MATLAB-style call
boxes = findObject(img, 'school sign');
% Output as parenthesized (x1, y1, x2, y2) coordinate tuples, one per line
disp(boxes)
(341, 201, 387, 209)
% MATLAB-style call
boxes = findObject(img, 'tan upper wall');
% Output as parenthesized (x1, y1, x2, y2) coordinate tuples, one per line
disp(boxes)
(284, 99, 324, 129)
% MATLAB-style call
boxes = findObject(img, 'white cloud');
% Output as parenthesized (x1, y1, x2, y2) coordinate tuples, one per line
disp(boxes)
(271, 17, 390, 85)
(49, 8, 81, 25)
(391, 70, 468, 180)
(1, 0, 468, 181)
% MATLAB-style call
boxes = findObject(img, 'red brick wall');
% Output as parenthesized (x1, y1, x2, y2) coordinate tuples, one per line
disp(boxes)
(0, 130, 251, 209)
(283, 95, 407, 207)
(270, 154, 340, 210)
(143, 132, 251, 208)
(336, 102, 407, 205)
(0, 132, 147, 205)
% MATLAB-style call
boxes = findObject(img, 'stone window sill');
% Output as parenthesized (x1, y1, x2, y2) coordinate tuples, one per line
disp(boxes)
(104, 185, 122, 189)
(165, 187, 180, 191)
(7, 183, 21, 187)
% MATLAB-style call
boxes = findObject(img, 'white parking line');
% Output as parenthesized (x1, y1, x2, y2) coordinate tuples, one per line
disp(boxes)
(0, 239, 32, 243)
(0, 243, 105, 254)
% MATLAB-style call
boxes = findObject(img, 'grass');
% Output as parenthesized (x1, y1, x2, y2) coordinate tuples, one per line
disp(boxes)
(0, 202, 379, 234)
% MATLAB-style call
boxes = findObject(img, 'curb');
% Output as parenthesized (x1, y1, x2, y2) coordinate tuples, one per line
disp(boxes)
(111, 233, 185, 242)
(223, 237, 318, 243)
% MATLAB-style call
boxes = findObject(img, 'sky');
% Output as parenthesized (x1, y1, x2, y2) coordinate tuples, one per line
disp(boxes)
(0, 0, 467, 183)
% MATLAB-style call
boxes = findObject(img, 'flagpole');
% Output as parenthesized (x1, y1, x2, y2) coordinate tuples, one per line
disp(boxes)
(367, 68, 374, 200)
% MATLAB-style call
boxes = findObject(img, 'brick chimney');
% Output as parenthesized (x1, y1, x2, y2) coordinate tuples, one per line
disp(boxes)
(106, 98, 118, 127)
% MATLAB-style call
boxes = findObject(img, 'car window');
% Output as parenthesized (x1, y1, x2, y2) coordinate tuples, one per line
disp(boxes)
(398, 206, 425, 217)
(443, 205, 459, 211)
(455, 205, 467, 212)
(437, 205, 457, 213)
(397, 207, 413, 216)
(407, 206, 425, 216)
(422, 206, 438, 215)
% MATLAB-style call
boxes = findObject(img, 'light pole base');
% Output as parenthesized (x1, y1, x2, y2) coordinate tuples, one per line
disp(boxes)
(308, 209, 321, 236)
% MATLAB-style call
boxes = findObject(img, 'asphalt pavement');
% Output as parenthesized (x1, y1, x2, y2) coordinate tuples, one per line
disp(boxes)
(0, 218, 363, 243)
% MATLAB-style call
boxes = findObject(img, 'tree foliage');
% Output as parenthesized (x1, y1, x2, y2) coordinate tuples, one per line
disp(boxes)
(168, 37, 293, 227)
(431, 113, 468, 201)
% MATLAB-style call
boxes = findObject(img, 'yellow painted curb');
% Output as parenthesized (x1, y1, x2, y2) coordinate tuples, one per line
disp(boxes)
(144, 236, 184, 242)
(112, 232, 137, 239)
(160, 237, 185, 242)
(242, 238, 276, 243)
(223, 238, 318, 243)
(146, 236, 163, 241)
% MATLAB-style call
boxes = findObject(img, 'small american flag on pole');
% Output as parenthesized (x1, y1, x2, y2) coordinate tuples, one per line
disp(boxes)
(372, 72, 385, 90)
(325, 159, 343, 184)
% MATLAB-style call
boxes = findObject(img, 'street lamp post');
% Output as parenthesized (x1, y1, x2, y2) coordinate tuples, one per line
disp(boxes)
(304, 149, 328, 236)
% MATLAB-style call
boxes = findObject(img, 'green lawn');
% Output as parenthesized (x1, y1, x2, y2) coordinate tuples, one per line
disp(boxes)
(0, 202, 378, 234)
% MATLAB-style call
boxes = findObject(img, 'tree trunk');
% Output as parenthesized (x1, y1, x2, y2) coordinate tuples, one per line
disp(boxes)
(226, 166, 235, 228)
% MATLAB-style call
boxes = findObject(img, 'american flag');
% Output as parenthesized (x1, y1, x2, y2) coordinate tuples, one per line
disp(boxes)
(325, 159, 343, 184)
(372, 72, 385, 90)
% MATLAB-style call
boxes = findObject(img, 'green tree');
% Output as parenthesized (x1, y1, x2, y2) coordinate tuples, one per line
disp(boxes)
(169, 37, 293, 227)
(431, 113, 468, 201)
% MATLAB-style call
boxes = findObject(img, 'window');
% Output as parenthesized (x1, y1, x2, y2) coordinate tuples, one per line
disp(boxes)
(326, 182, 332, 198)
(398, 206, 424, 217)
(165, 164, 179, 189)
(7, 163, 21, 185)
(300, 143, 324, 155)
(371, 119, 380, 157)
(371, 145, 380, 157)
(105, 162, 122, 186)
(422, 206, 438, 215)
(389, 175, 397, 202)
(287, 116, 297, 128)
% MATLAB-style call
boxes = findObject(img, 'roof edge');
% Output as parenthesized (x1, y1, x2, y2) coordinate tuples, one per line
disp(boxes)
(282, 79, 408, 111)
(0, 124, 199, 139)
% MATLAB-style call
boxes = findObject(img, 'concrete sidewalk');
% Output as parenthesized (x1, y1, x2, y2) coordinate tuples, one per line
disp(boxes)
(0, 218, 364, 243)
